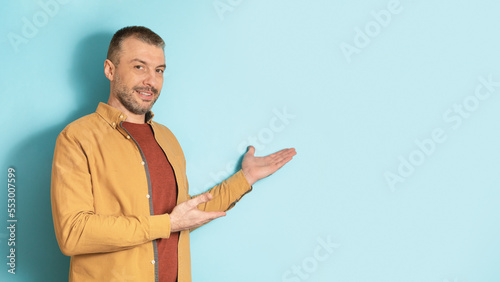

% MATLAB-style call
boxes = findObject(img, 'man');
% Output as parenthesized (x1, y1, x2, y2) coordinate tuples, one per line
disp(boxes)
(51, 26, 296, 282)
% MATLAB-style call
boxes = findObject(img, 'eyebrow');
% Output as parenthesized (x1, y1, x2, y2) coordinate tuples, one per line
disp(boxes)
(130, 58, 166, 69)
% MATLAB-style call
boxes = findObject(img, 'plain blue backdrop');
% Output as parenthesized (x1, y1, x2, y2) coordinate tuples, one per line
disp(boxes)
(1, 0, 500, 281)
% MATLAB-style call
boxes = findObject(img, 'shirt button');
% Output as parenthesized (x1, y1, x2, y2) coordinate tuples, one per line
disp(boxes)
(112, 122, 116, 127)
(151, 260, 155, 264)
(146, 194, 150, 199)
(126, 135, 131, 139)
(119, 115, 124, 119)
(141, 161, 145, 165)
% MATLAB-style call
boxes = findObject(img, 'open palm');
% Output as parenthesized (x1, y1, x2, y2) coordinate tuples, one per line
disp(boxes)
(241, 146, 296, 186)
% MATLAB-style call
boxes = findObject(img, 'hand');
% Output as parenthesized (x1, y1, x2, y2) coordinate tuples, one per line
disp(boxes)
(169, 193, 226, 233)
(242, 146, 296, 186)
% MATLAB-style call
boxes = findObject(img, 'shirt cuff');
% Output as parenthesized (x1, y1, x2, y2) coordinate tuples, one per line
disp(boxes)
(148, 213, 171, 239)
(231, 170, 253, 194)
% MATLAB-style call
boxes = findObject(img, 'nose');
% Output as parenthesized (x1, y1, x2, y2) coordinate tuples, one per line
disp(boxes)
(143, 69, 157, 89)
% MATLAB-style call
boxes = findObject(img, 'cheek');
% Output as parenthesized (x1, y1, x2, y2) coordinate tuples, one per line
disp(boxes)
(156, 78, 164, 90)
(126, 76, 143, 90)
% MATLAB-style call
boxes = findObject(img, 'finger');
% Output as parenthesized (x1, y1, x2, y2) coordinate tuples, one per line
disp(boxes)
(203, 211, 227, 220)
(281, 148, 297, 159)
(271, 149, 297, 168)
(283, 148, 296, 155)
(195, 211, 227, 228)
(268, 148, 296, 163)
(191, 193, 213, 206)
(269, 148, 296, 158)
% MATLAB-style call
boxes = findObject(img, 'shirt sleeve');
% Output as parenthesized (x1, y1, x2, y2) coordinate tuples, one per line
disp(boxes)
(195, 170, 253, 213)
(51, 128, 171, 256)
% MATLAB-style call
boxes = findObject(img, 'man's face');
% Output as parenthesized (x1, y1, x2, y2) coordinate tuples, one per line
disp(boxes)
(109, 36, 166, 116)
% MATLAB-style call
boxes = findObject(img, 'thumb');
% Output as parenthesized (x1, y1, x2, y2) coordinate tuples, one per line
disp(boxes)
(192, 193, 213, 206)
(246, 145, 255, 156)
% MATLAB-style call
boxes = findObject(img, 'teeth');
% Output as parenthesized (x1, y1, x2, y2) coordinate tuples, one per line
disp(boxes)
(139, 91, 152, 96)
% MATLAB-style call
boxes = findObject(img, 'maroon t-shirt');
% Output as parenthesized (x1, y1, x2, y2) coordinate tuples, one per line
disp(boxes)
(123, 122, 179, 282)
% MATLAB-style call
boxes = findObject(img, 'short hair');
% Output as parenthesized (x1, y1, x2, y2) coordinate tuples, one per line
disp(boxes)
(107, 26, 165, 65)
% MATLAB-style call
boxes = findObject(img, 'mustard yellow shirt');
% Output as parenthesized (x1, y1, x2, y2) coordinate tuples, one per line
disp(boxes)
(51, 103, 252, 281)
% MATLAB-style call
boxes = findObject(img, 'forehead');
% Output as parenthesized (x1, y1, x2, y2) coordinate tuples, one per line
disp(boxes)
(118, 36, 165, 64)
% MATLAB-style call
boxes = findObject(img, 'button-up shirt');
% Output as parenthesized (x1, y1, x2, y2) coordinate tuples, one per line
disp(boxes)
(51, 103, 252, 281)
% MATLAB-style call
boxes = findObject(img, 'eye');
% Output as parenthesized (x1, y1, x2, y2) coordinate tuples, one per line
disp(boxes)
(156, 69, 164, 74)
(134, 65, 144, 70)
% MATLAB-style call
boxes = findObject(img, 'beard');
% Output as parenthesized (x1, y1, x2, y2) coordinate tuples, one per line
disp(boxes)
(114, 74, 160, 115)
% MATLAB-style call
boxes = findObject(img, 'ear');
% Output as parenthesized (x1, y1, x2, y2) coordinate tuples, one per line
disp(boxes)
(104, 59, 115, 81)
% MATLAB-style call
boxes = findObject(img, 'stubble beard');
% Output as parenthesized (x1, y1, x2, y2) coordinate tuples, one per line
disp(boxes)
(114, 74, 160, 115)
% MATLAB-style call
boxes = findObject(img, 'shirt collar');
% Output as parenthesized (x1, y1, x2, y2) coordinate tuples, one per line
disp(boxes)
(96, 102, 155, 129)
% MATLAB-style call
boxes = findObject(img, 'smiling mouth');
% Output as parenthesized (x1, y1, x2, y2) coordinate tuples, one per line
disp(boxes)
(136, 90, 155, 100)
(138, 91, 152, 96)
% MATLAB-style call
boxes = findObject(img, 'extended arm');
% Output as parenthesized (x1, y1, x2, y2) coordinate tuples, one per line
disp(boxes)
(170, 146, 296, 231)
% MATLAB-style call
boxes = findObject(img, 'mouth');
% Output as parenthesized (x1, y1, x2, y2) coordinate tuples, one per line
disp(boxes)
(136, 90, 154, 101)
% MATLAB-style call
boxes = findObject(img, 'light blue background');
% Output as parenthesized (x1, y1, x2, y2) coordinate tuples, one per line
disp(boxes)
(1, 0, 499, 281)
